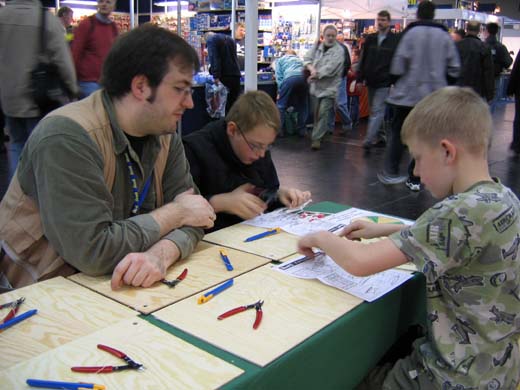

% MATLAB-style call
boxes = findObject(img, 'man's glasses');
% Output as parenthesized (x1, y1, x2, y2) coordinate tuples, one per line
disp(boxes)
(235, 123, 273, 154)
(173, 85, 194, 98)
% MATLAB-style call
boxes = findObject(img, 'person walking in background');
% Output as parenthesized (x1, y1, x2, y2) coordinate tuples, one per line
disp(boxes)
(358, 9, 399, 152)
(456, 21, 494, 102)
(0, 0, 77, 180)
(327, 31, 352, 135)
(507, 50, 520, 155)
(274, 49, 308, 137)
(378, 1, 460, 191)
(72, 0, 118, 98)
(57, 6, 74, 43)
(485, 22, 512, 113)
(304, 25, 345, 151)
(206, 23, 246, 113)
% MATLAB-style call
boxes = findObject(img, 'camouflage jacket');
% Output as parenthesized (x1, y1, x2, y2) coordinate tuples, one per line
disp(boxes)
(390, 179, 520, 389)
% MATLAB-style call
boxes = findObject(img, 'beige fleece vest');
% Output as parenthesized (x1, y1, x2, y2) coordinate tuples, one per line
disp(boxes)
(0, 91, 171, 288)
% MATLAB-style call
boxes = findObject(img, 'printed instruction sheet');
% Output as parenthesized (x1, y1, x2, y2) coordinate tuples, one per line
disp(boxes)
(275, 253, 414, 302)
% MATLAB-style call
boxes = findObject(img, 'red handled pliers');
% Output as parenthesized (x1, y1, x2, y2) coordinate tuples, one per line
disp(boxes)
(1, 297, 25, 323)
(217, 300, 264, 330)
(161, 268, 188, 288)
(71, 344, 144, 373)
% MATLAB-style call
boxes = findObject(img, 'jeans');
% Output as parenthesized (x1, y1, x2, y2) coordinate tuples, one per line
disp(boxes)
(489, 77, 502, 113)
(79, 81, 101, 99)
(328, 77, 352, 130)
(311, 96, 335, 142)
(277, 75, 309, 135)
(5, 116, 40, 180)
(348, 95, 360, 125)
(364, 87, 390, 145)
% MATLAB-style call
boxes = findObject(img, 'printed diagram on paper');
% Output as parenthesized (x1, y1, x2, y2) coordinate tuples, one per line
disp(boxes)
(242, 206, 413, 237)
(275, 253, 414, 302)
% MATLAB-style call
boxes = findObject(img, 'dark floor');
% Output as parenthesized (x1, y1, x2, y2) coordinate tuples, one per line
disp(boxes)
(0, 101, 518, 222)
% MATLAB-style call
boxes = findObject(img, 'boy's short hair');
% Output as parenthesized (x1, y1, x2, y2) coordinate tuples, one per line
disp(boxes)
(402, 87, 492, 155)
(225, 91, 280, 134)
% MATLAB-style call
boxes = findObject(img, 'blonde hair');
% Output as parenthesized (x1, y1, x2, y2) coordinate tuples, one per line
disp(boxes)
(225, 90, 280, 133)
(402, 87, 492, 156)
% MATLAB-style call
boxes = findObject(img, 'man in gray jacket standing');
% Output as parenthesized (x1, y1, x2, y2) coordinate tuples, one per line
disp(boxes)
(378, 1, 460, 190)
(304, 25, 344, 150)
(0, 0, 77, 180)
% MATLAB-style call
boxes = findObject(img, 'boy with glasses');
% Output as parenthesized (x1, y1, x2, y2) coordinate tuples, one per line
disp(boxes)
(184, 91, 311, 231)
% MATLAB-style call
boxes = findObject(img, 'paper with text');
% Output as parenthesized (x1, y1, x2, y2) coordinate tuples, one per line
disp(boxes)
(275, 253, 414, 302)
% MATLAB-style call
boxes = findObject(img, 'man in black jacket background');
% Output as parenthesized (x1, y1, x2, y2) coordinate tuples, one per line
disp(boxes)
(206, 23, 246, 113)
(456, 21, 494, 102)
(358, 10, 399, 151)
(485, 22, 512, 112)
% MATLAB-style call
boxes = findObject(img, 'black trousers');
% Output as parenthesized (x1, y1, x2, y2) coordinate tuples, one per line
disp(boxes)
(384, 104, 420, 184)
(220, 75, 241, 114)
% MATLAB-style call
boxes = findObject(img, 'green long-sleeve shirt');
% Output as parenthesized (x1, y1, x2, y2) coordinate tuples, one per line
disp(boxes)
(16, 91, 203, 276)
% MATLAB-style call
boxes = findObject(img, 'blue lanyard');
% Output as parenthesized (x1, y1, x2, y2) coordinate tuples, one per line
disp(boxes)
(124, 152, 153, 216)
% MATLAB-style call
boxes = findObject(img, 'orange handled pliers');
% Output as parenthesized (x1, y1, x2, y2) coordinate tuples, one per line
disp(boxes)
(71, 344, 144, 373)
(217, 300, 264, 330)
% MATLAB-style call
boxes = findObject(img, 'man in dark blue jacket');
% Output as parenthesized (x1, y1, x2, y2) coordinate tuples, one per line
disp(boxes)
(206, 23, 245, 113)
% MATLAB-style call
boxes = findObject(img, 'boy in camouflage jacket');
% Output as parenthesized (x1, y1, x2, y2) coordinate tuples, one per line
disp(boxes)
(298, 87, 520, 389)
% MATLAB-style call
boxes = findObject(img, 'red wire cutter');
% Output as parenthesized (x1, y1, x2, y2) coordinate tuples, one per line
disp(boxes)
(217, 300, 264, 330)
(71, 344, 144, 373)
(161, 268, 188, 288)
(1, 297, 25, 323)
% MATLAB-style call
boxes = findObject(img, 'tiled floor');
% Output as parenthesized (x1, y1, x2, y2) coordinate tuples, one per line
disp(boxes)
(0, 101, 518, 223)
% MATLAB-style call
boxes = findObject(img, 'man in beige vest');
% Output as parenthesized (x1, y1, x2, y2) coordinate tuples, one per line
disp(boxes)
(0, 25, 216, 290)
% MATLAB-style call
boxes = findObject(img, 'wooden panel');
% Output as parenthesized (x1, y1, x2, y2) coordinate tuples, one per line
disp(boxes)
(154, 264, 363, 367)
(69, 243, 271, 315)
(203, 224, 299, 260)
(0, 318, 243, 390)
(0, 277, 136, 371)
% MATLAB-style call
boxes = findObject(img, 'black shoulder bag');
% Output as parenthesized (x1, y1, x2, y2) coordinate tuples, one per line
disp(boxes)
(30, 8, 68, 115)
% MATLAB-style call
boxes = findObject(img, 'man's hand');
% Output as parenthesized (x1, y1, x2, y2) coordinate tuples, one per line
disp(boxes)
(111, 240, 180, 290)
(210, 183, 267, 220)
(173, 188, 216, 228)
(278, 187, 311, 208)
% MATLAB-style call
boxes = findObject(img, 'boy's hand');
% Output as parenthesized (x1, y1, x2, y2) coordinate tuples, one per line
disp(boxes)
(278, 187, 311, 208)
(297, 231, 324, 258)
(341, 220, 380, 240)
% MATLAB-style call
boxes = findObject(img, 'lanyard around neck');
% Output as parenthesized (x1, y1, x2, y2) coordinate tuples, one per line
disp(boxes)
(124, 151, 152, 216)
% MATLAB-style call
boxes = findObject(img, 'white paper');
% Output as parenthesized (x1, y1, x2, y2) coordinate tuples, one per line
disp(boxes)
(242, 206, 413, 237)
(275, 253, 414, 302)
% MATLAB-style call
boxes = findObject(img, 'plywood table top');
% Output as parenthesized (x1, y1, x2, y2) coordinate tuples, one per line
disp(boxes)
(203, 223, 300, 260)
(0, 277, 136, 371)
(154, 264, 363, 367)
(0, 317, 243, 390)
(69, 243, 272, 314)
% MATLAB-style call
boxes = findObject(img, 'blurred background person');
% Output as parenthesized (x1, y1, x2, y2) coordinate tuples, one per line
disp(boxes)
(72, 0, 118, 98)
(456, 21, 494, 102)
(57, 6, 74, 43)
(274, 49, 309, 138)
(0, 0, 77, 179)
(485, 22, 512, 113)
(206, 23, 246, 113)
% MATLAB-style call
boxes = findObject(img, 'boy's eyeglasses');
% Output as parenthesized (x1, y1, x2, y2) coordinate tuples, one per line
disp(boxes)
(236, 124, 273, 154)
